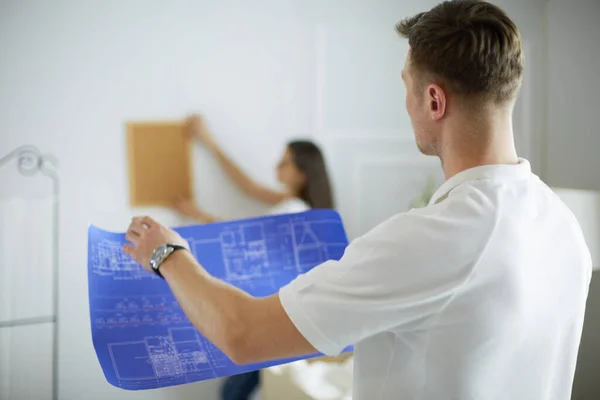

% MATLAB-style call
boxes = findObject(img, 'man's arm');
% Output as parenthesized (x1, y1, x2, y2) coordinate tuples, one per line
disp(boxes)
(123, 216, 316, 364)
(123, 212, 468, 366)
(159, 250, 317, 364)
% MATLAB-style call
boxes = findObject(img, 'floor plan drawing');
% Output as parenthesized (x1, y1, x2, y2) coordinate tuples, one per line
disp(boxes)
(91, 239, 154, 281)
(107, 327, 228, 384)
(87, 209, 350, 390)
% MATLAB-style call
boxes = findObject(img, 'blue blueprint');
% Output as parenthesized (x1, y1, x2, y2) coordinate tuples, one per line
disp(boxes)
(87, 209, 350, 390)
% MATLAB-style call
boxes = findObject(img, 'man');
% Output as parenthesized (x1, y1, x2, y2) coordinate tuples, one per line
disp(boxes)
(123, 1, 592, 398)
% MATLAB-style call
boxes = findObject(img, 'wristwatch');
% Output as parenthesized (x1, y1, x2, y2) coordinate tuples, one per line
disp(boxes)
(149, 243, 187, 278)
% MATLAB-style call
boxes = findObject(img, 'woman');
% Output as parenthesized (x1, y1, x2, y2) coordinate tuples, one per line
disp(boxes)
(173, 114, 334, 222)
(172, 115, 335, 400)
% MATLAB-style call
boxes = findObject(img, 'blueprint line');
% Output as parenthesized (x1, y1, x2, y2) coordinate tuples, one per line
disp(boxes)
(88, 209, 350, 390)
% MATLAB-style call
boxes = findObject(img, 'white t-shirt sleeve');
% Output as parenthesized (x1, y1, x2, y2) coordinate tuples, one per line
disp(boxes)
(279, 210, 483, 356)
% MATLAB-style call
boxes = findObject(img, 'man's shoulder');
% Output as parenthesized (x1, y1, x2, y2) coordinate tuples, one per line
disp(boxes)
(350, 184, 506, 266)
(359, 199, 492, 245)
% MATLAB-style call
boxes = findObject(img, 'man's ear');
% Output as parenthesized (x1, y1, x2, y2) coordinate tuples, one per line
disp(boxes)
(427, 84, 447, 121)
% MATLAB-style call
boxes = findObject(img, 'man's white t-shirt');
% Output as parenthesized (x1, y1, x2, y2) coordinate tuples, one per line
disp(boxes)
(279, 159, 592, 400)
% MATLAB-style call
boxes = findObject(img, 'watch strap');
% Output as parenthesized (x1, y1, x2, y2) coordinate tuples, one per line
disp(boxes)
(154, 244, 187, 279)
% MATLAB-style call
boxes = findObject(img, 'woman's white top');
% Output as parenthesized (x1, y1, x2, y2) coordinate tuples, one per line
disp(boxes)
(267, 198, 310, 216)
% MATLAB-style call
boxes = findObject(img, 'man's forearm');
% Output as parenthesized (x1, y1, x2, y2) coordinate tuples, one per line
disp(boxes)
(124, 215, 316, 365)
(160, 250, 252, 360)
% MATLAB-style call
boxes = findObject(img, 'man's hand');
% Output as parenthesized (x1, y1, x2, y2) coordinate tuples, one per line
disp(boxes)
(121, 216, 317, 364)
(122, 216, 189, 273)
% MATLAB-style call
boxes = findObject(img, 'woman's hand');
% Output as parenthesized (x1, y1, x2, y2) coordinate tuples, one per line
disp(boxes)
(172, 197, 219, 224)
(186, 114, 216, 150)
(172, 196, 203, 219)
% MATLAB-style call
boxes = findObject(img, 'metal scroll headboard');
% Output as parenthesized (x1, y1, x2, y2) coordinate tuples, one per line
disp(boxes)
(0, 145, 59, 400)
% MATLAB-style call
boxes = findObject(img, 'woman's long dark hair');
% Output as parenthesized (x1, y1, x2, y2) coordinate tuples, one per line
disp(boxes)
(287, 140, 335, 209)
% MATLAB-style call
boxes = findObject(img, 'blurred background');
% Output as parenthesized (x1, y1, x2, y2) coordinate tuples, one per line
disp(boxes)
(1, 0, 599, 399)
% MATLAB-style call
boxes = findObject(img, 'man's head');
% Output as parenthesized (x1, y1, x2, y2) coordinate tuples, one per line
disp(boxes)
(397, 0, 524, 156)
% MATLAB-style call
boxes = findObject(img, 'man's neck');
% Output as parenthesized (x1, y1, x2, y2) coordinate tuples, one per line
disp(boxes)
(439, 110, 519, 180)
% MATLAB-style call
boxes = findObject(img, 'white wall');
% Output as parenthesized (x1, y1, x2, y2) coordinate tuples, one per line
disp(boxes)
(545, 0, 600, 190)
(544, 3, 600, 394)
(0, 1, 546, 399)
(573, 272, 600, 400)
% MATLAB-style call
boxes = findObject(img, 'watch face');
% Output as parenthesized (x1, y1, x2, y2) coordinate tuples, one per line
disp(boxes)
(150, 244, 181, 274)
(151, 244, 168, 270)
(159, 247, 168, 258)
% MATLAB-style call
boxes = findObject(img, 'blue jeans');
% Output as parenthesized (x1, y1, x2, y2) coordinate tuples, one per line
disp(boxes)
(221, 370, 260, 400)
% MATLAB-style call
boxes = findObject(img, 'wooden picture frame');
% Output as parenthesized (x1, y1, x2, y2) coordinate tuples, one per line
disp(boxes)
(126, 121, 193, 207)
